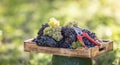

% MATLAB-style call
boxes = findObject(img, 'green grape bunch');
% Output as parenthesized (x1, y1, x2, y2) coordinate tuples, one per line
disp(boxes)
(43, 18, 63, 41)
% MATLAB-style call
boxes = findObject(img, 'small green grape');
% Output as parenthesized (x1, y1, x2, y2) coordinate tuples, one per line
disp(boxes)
(43, 18, 63, 41)
(66, 21, 78, 27)
(43, 26, 63, 41)
(72, 41, 82, 48)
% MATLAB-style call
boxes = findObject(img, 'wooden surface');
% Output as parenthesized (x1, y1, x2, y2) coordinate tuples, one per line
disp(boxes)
(24, 39, 113, 58)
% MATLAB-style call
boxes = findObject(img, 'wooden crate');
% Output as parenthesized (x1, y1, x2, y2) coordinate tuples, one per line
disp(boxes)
(24, 39, 113, 58)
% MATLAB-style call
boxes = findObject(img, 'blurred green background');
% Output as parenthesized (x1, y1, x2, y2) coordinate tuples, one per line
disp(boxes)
(0, 0, 120, 65)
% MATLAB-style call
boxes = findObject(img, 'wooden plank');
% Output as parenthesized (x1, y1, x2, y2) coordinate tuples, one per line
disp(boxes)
(24, 39, 113, 58)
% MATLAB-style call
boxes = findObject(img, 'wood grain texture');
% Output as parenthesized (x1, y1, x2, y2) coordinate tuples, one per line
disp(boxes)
(24, 39, 113, 58)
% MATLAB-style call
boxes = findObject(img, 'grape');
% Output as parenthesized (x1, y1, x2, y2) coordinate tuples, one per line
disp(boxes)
(65, 21, 78, 27)
(61, 26, 77, 42)
(42, 18, 63, 41)
(82, 29, 96, 39)
(33, 20, 99, 49)
(72, 41, 82, 49)
(43, 26, 63, 41)
(57, 26, 77, 49)
(37, 23, 49, 38)
(82, 29, 96, 48)
(49, 17, 60, 27)
(33, 36, 57, 47)
(57, 38, 73, 49)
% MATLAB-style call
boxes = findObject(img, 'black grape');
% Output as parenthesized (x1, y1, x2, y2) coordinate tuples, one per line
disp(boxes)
(82, 29, 96, 48)
(37, 23, 49, 38)
(57, 26, 77, 49)
(33, 36, 57, 47)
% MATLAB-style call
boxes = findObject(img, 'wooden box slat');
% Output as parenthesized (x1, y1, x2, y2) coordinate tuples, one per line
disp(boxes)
(24, 39, 113, 58)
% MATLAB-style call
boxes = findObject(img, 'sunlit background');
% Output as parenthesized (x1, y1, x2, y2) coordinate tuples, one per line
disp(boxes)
(0, 0, 120, 65)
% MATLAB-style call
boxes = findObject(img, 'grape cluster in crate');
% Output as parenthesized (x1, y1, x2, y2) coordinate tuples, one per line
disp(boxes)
(33, 18, 101, 49)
